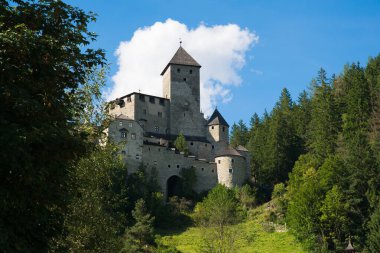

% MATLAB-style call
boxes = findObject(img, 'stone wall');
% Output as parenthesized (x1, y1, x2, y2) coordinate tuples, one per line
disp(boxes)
(141, 145, 218, 198)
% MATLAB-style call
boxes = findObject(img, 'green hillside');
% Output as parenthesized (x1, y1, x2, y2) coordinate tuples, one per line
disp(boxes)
(158, 204, 307, 253)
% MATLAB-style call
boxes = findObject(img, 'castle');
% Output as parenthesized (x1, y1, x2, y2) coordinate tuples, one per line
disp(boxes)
(108, 46, 250, 198)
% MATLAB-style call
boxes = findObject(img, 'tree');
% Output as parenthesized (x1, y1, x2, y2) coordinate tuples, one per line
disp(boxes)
(174, 132, 188, 155)
(0, 1, 104, 251)
(230, 120, 249, 148)
(122, 199, 155, 253)
(367, 204, 380, 253)
(194, 184, 244, 253)
(54, 145, 128, 253)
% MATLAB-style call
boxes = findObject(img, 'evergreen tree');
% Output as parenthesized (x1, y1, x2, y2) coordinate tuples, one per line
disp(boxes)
(122, 199, 155, 253)
(308, 69, 339, 162)
(367, 204, 380, 253)
(230, 120, 249, 148)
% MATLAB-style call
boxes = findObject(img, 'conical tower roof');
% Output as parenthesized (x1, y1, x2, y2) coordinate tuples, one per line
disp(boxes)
(207, 108, 229, 127)
(161, 46, 201, 75)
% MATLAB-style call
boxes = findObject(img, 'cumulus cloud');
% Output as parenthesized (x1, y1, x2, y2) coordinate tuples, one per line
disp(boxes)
(109, 19, 258, 116)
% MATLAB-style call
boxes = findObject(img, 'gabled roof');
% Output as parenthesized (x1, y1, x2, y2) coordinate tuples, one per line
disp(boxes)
(207, 108, 229, 127)
(116, 114, 132, 120)
(161, 46, 201, 75)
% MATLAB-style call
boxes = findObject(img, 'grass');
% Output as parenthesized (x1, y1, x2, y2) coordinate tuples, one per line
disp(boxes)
(157, 204, 307, 253)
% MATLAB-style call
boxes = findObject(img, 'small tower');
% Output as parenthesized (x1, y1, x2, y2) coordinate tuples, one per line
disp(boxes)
(207, 108, 229, 143)
(161, 46, 204, 137)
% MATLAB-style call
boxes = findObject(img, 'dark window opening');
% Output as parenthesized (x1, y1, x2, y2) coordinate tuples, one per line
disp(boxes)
(159, 98, 165, 105)
(177, 68, 180, 73)
(201, 168, 204, 171)
(190, 142, 194, 146)
(232, 159, 234, 163)
(212, 169, 214, 173)
(139, 94, 145, 101)
(229, 169, 233, 173)
(121, 151, 126, 155)
(121, 132, 127, 138)
(158, 148, 161, 152)
(183, 113, 185, 117)
(212, 145, 215, 149)
(158, 112, 162, 118)
(211, 126, 214, 129)
(177, 165, 180, 168)
(143, 109, 147, 115)
(183, 78, 186, 81)
(190, 69, 193, 74)
(168, 165, 171, 168)
(205, 144, 207, 147)
(218, 160, 221, 164)
(223, 126, 225, 132)
(149, 96, 155, 103)
(127, 96, 132, 102)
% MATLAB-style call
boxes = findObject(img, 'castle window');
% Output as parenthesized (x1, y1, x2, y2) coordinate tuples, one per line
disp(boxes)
(183, 78, 186, 81)
(158, 112, 162, 118)
(126, 96, 131, 102)
(158, 148, 161, 152)
(136, 154, 140, 160)
(212, 145, 215, 149)
(131, 133, 136, 140)
(229, 169, 233, 173)
(139, 94, 145, 101)
(149, 96, 155, 103)
(218, 160, 221, 164)
(211, 126, 214, 129)
(148, 147, 151, 151)
(205, 144, 207, 147)
(183, 113, 185, 117)
(121, 150, 126, 155)
(119, 121, 123, 126)
(190, 69, 193, 74)
(154, 126, 159, 132)
(232, 159, 234, 163)
(121, 132, 127, 138)
(177, 68, 180, 73)
(212, 169, 214, 173)
(159, 98, 165, 105)
(201, 168, 204, 171)
(190, 142, 193, 146)
(168, 165, 171, 168)
(129, 123, 133, 128)
(177, 165, 180, 168)
(143, 109, 147, 115)
(223, 126, 225, 132)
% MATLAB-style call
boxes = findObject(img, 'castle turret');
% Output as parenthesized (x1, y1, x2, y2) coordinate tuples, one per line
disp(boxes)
(207, 108, 229, 143)
(161, 46, 205, 137)
(215, 148, 246, 187)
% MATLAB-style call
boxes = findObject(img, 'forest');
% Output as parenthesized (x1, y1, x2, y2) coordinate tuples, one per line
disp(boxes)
(1, 1, 379, 253)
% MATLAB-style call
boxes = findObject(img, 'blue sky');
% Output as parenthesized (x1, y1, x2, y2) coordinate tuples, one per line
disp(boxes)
(68, 0, 380, 126)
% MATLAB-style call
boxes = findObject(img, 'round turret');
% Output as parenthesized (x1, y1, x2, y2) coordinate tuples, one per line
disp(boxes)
(215, 148, 246, 188)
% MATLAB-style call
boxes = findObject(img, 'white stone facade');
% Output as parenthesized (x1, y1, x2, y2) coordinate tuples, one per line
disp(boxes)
(107, 46, 250, 198)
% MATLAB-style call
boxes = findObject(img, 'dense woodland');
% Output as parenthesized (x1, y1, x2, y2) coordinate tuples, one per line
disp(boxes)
(229, 59, 380, 252)
(1, 1, 379, 253)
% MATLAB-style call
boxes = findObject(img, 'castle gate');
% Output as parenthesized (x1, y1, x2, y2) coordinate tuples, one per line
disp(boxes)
(166, 175, 182, 200)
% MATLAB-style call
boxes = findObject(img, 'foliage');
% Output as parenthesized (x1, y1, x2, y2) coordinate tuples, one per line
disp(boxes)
(122, 199, 155, 253)
(0, 0, 104, 251)
(174, 132, 189, 155)
(179, 166, 197, 199)
(194, 184, 245, 253)
(52, 145, 128, 252)
(158, 203, 306, 253)
(230, 120, 249, 148)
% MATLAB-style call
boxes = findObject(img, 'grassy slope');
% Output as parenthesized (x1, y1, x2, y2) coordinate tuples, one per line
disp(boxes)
(158, 204, 307, 253)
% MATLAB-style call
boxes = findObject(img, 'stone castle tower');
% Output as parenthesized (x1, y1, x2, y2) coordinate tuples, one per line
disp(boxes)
(108, 46, 250, 198)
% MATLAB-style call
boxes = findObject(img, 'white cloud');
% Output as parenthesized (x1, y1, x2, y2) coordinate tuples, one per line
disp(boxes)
(109, 19, 258, 116)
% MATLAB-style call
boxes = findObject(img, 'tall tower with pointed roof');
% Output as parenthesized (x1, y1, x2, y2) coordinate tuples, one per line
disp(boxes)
(161, 46, 205, 137)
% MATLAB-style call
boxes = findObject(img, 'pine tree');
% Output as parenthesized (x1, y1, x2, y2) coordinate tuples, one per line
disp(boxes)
(230, 120, 249, 148)
(122, 199, 155, 253)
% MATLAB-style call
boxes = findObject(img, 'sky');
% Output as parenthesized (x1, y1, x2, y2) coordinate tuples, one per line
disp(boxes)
(67, 0, 380, 125)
